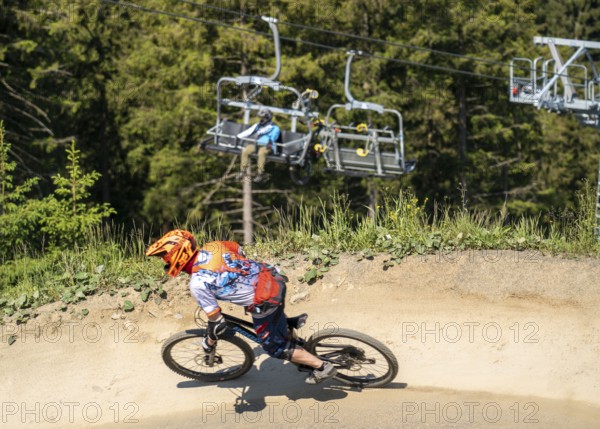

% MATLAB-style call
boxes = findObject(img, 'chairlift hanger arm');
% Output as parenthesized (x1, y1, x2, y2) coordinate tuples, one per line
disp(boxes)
(383, 108, 404, 137)
(261, 16, 282, 81)
(219, 16, 282, 84)
(344, 51, 385, 114)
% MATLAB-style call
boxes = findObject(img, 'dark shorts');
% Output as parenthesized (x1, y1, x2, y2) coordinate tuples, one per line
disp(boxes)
(250, 276, 294, 360)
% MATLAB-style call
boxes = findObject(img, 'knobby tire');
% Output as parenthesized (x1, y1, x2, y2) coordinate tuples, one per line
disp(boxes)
(161, 329, 254, 382)
(305, 328, 398, 388)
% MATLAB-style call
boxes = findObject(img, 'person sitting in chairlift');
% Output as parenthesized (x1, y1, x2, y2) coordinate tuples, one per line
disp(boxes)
(236, 108, 281, 183)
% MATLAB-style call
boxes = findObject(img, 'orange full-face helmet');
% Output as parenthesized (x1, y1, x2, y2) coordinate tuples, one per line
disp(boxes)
(145, 230, 198, 277)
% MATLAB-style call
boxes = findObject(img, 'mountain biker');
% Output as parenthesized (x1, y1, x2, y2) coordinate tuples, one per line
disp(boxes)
(236, 107, 281, 183)
(145, 229, 337, 385)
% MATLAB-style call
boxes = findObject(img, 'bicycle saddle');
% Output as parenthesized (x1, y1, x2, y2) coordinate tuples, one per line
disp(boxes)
(287, 313, 308, 330)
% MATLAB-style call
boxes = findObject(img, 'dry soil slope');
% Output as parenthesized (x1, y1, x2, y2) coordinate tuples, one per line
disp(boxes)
(2, 250, 600, 428)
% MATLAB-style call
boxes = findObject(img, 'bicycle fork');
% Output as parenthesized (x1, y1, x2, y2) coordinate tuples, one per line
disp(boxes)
(203, 344, 223, 367)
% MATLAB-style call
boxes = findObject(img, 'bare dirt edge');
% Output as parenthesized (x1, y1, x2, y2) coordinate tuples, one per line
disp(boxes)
(2, 250, 600, 428)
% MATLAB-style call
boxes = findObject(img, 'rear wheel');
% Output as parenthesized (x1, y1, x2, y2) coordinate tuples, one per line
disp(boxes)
(162, 329, 254, 382)
(305, 328, 398, 388)
(289, 158, 313, 185)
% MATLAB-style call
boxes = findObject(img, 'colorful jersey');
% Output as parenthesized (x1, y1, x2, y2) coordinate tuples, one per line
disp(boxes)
(189, 241, 262, 316)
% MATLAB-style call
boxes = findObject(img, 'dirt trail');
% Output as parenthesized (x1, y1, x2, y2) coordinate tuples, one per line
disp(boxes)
(2, 250, 600, 428)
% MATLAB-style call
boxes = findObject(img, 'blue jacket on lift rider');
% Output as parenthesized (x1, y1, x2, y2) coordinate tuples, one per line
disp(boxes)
(237, 108, 281, 183)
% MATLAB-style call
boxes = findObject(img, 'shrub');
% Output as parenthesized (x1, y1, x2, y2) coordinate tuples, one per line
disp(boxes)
(0, 123, 115, 259)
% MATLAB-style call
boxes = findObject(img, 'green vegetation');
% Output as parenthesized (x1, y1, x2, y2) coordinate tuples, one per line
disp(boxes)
(2, 0, 599, 232)
(0, 224, 163, 323)
(2, 2, 600, 321)
(258, 186, 600, 268)
(0, 124, 114, 259)
(2, 187, 598, 323)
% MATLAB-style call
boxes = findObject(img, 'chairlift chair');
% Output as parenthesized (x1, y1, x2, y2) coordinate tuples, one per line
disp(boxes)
(509, 57, 545, 104)
(509, 37, 600, 129)
(201, 17, 319, 184)
(511, 37, 600, 238)
(318, 51, 416, 178)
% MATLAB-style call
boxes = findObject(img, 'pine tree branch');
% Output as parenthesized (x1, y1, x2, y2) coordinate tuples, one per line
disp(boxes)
(1, 78, 51, 124)
(251, 189, 291, 195)
(0, 101, 52, 136)
(200, 156, 238, 205)
(488, 157, 522, 169)
(474, 183, 540, 199)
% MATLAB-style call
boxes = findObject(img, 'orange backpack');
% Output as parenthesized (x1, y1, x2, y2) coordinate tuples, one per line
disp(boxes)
(254, 266, 283, 306)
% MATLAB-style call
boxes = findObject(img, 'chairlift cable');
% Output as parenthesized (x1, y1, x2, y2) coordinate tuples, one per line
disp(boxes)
(101, 0, 509, 82)
(169, 0, 508, 67)
(101, 0, 264, 36)
(170, 0, 587, 83)
(174, 0, 262, 20)
(169, 0, 536, 74)
(279, 22, 588, 83)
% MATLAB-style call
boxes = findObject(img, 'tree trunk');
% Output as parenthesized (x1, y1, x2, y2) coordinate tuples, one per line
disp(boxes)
(457, 26, 468, 195)
(243, 165, 253, 245)
(240, 19, 252, 244)
(458, 79, 467, 193)
(98, 84, 110, 204)
(368, 179, 377, 225)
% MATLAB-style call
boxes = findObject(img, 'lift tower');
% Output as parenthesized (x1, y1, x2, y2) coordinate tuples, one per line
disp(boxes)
(510, 37, 600, 235)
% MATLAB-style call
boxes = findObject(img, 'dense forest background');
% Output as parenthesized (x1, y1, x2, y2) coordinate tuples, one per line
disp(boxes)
(2, 0, 600, 247)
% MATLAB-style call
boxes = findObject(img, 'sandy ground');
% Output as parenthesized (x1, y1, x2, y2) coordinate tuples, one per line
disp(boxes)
(2, 250, 600, 428)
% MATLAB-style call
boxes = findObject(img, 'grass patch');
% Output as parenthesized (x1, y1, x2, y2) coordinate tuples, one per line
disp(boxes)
(0, 224, 162, 322)
(2, 187, 600, 321)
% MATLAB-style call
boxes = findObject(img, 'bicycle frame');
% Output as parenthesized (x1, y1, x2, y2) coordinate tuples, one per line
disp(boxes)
(222, 313, 262, 344)
(167, 309, 399, 386)
(202, 313, 261, 367)
(203, 312, 310, 370)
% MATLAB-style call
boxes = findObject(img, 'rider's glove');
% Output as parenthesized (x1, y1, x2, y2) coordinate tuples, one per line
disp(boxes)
(201, 337, 215, 354)
(207, 315, 227, 341)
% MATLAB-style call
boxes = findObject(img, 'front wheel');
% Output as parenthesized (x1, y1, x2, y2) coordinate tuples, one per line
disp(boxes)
(305, 328, 398, 388)
(162, 329, 255, 382)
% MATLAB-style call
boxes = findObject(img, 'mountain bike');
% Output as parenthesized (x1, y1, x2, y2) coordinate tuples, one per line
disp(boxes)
(161, 309, 398, 388)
